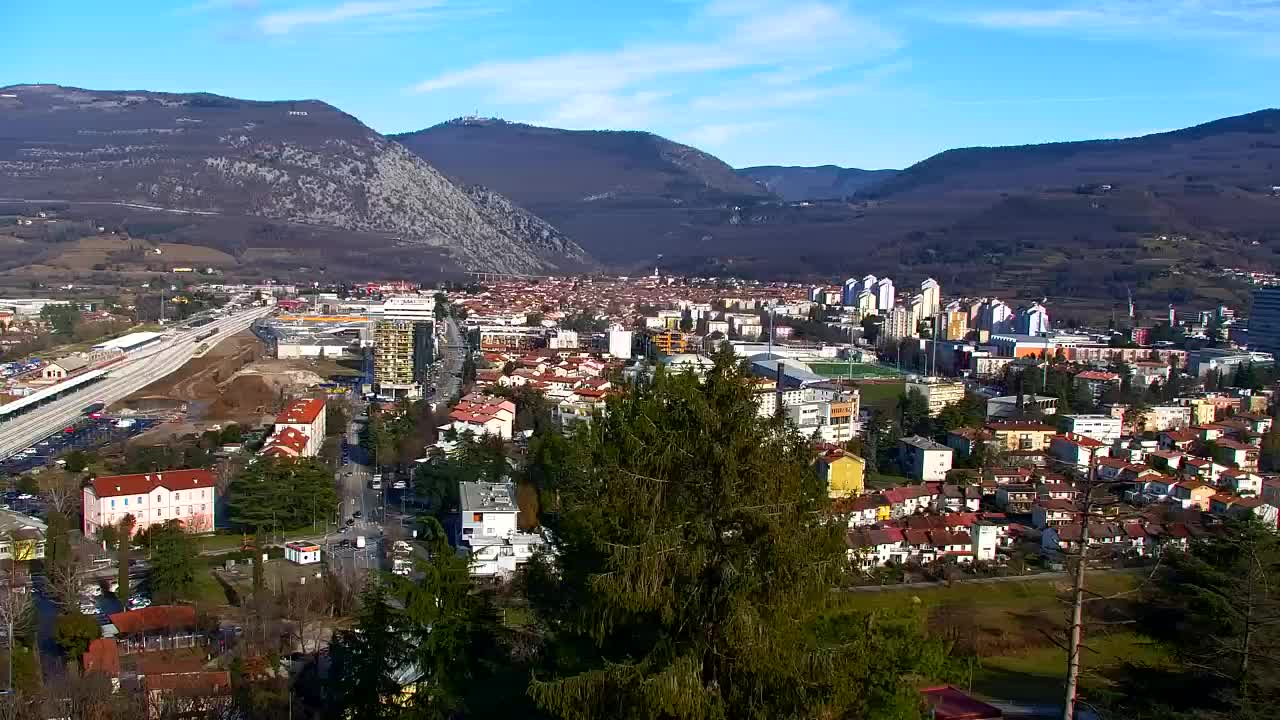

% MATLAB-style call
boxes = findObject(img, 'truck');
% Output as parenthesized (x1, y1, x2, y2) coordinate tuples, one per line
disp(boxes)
(355, 535, 366, 549)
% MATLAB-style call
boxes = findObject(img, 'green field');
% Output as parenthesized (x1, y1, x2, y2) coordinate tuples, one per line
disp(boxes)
(841, 571, 1166, 704)
(855, 381, 905, 412)
(809, 362, 904, 379)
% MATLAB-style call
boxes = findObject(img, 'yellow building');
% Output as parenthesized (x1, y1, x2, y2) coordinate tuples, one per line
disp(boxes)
(652, 329, 690, 356)
(986, 421, 1057, 452)
(945, 309, 969, 341)
(815, 449, 866, 499)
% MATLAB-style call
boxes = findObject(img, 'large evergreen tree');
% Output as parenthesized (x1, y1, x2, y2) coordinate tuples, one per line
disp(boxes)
(327, 581, 408, 720)
(525, 349, 950, 719)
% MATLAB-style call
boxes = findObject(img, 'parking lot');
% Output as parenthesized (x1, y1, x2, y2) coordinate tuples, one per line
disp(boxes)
(0, 416, 161, 475)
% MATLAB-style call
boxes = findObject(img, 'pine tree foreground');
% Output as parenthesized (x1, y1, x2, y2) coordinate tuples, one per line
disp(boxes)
(525, 351, 951, 719)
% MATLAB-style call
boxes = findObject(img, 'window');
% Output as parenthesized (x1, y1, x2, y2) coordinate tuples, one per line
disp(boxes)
(175, 492, 180, 501)
(156, 509, 161, 517)
(123, 498, 128, 506)
(137, 496, 143, 504)
(111, 499, 115, 508)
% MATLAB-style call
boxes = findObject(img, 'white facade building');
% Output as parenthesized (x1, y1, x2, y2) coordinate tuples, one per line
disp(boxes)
(608, 328, 633, 359)
(459, 481, 544, 578)
(900, 436, 954, 481)
(1062, 415, 1123, 445)
(82, 470, 217, 537)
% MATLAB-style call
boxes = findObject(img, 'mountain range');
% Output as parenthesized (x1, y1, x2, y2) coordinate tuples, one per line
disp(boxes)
(0, 85, 587, 278)
(736, 165, 898, 201)
(2, 83, 1278, 315)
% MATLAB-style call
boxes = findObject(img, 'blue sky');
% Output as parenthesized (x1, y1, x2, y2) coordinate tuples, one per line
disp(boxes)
(5, 0, 1279, 168)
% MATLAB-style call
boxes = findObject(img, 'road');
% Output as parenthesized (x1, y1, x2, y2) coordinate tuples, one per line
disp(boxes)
(434, 316, 466, 403)
(0, 304, 273, 460)
(324, 401, 386, 579)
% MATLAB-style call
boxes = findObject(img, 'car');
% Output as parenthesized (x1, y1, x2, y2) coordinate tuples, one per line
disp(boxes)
(345, 518, 355, 526)
(63, 426, 74, 434)
(352, 511, 362, 519)
(338, 525, 350, 534)
(128, 596, 152, 610)
(338, 539, 351, 548)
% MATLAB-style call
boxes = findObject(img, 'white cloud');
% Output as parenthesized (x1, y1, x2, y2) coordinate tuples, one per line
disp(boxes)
(410, 1, 902, 136)
(257, 0, 446, 35)
(681, 121, 773, 147)
(943, 1, 1280, 41)
(179, 0, 258, 15)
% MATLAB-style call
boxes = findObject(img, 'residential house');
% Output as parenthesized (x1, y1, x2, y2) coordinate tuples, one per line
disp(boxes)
(899, 436, 954, 482)
(269, 396, 327, 457)
(1220, 468, 1263, 496)
(82, 470, 216, 537)
(1041, 522, 1129, 557)
(1074, 370, 1121, 401)
(847, 527, 907, 568)
(1061, 414, 1122, 445)
(934, 484, 981, 513)
(1049, 433, 1107, 468)
(996, 484, 1039, 513)
(1031, 499, 1079, 529)
(946, 427, 993, 458)
(1171, 480, 1216, 511)
(458, 480, 544, 577)
(986, 421, 1057, 452)
(1210, 494, 1280, 527)
(834, 494, 890, 527)
(882, 485, 939, 518)
(109, 605, 203, 655)
(1214, 438, 1260, 472)
(815, 449, 866, 499)
(446, 393, 516, 440)
(0, 509, 45, 562)
(144, 671, 232, 720)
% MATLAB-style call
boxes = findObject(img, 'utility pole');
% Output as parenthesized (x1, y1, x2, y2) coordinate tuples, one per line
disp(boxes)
(1062, 451, 1098, 720)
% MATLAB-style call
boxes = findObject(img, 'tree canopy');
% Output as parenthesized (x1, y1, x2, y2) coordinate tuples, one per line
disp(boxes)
(225, 457, 338, 532)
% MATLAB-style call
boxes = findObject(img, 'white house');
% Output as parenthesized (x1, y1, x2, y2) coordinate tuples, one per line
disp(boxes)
(1061, 415, 1122, 446)
(458, 480, 543, 578)
(265, 397, 327, 458)
(899, 436, 954, 482)
(285, 542, 321, 565)
(82, 470, 217, 537)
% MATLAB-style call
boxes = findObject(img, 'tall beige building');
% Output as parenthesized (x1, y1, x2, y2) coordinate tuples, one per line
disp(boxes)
(374, 319, 415, 391)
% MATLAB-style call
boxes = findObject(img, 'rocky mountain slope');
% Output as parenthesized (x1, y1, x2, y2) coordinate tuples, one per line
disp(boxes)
(0, 85, 588, 275)
(736, 165, 898, 201)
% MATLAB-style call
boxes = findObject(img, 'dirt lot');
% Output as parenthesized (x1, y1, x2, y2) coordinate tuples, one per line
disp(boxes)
(122, 334, 338, 441)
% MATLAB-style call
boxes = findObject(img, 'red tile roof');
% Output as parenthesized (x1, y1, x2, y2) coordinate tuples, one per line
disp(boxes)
(144, 671, 231, 694)
(91, 470, 215, 499)
(109, 605, 197, 635)
(276, 397, 325, 425)
(83, 638, 120, 676)
(1076, 370, 1121, 381)
(919, 685, 1003, 720)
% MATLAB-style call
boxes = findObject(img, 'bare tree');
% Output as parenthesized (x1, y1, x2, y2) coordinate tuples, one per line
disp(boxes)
(0, 545, 32, 694)
(278, 579, 325, 654)
(37, 470, 82, 517)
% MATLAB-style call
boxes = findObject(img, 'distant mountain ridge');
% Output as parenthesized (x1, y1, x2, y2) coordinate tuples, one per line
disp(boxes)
(0, 85, 588, 275)
(736, 165, 898, 201)
(392, 119, 772, 206)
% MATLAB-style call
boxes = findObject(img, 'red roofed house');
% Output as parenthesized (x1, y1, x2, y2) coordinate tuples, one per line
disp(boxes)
(109, 605, 202, 654)
(268, 396, 327, 457)
(445, 393, 516, 439)
(83, 470, 216, 537)
(1074, 370, 1121, 401)
(920, 685, 1002, 720)
(83, 638, 121, 688)
(261, 426, 311, 459)
(1049, 432, 1106, 468)
(144, 671, 232, 719)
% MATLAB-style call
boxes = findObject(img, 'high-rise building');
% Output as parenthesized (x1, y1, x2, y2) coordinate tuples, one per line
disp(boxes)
(374, 319, 416, 393)
(919, 278, 941, 318)
(944, 306, 969, 341)
(876, 277, 895, 311)
(608, 328, 633, 359)
(374, 297, 437, 396)
(841, 278, 859, 307)
(855, 290, 877, 319)
(884, 305, 913, 340)
(1019, 302, 1050, 335)
(1248, 287, 1280, 356)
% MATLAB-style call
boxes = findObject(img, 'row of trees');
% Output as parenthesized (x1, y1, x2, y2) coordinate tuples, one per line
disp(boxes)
(324, 349, 958, 719)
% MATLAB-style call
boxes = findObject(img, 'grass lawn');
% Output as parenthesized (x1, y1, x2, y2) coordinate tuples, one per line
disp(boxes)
(856, 381, 905, 412)
(866, 473, 912, 490)
(196, 527, 321, 553)
(187, 569, 231, 606)
(840, 571, 1164, 704)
